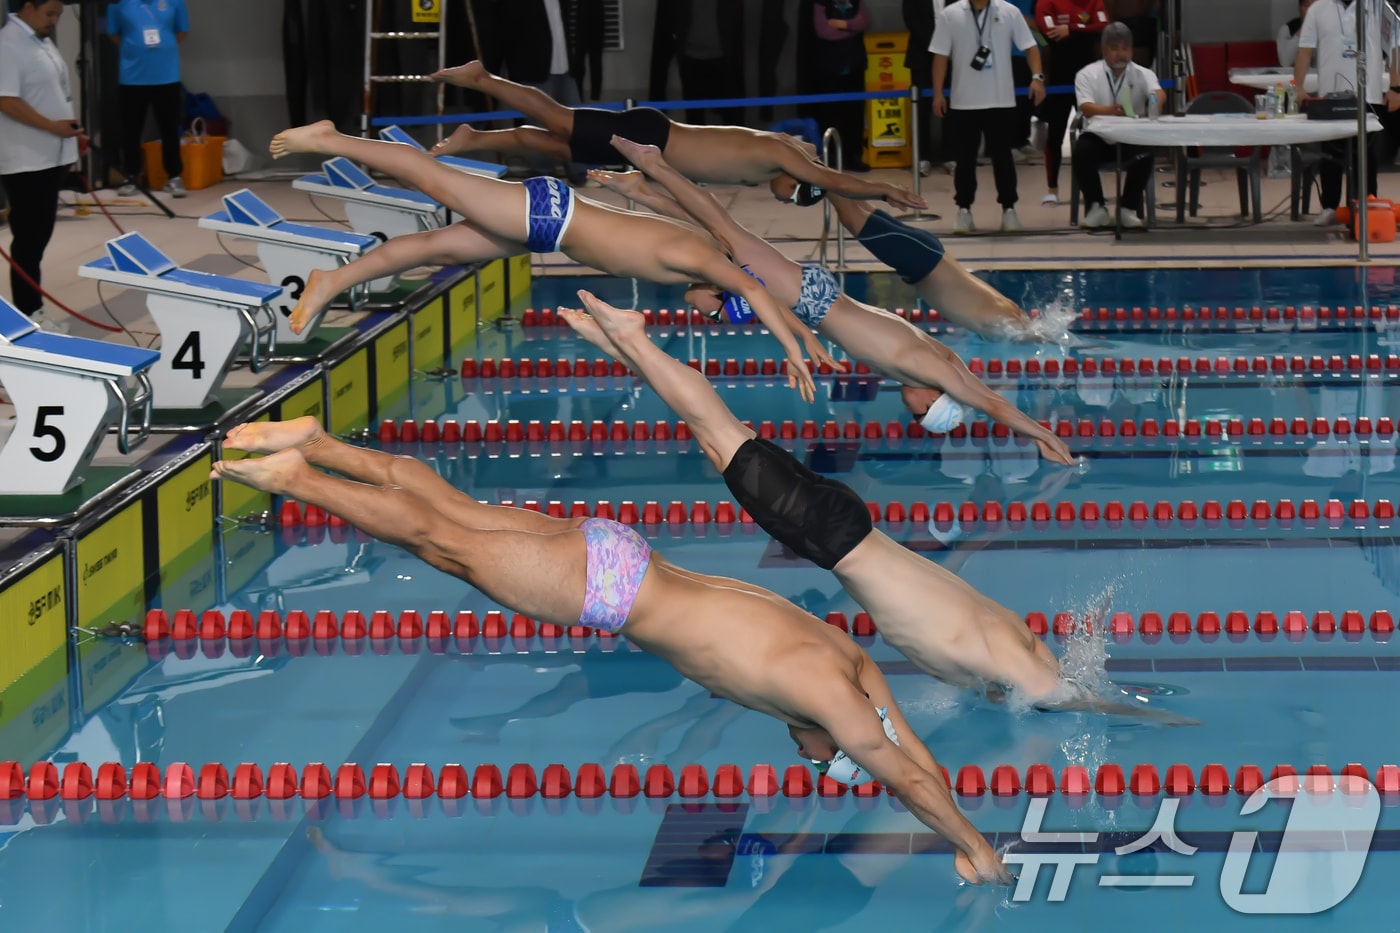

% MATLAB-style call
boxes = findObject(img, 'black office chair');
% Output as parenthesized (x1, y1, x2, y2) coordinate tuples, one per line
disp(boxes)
(1067, 112, 1158, 227)
(1175, 91, 1263, 223)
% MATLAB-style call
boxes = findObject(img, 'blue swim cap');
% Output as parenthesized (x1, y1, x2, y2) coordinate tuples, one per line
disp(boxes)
(711, 267, 766, 324)
(812, 706, 900, 785)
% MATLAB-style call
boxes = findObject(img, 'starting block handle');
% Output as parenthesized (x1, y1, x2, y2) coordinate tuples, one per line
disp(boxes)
(239, 304, 278, 372)
(111, 372, 153, 455)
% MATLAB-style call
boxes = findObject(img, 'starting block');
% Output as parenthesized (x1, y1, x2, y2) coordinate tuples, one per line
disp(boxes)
(292, 157, 444, 292)
(78, 233, 279, 427)
(0, 295, 155, 509)
(378, 125, 509, 178)
(199, 188, 374, 353)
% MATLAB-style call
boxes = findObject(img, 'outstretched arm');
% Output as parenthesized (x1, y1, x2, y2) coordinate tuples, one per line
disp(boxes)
(588, 169, 700, 226)
(683, 249, 821, 403)
(921, 343, 1076, 465)
(771, 139, 928, 210)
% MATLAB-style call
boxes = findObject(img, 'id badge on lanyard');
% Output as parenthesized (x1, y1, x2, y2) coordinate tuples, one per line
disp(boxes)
(143, 28, 162, 47)
(1340, 2, 1359, 59)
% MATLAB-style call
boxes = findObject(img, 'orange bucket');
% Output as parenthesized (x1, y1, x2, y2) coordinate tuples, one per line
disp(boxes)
(143, 119, 226, 190)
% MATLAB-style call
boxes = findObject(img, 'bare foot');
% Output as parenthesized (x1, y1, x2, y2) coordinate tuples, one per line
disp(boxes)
(608, 135, 663, 169)
(430, 60, 487, 89)
(223, 416, 325, 456)
(209, 447, 309, 495)
(430, 123, 479, 157)
(288, 267, 339, 334)
(576, 290, 647, 350)
(558, 308, 626, 361)
(587, 169, 647, 198)
(269, 120, 340, 160)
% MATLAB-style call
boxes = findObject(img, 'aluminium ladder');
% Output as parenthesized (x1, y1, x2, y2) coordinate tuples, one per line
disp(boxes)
(361, 0, 447, 141)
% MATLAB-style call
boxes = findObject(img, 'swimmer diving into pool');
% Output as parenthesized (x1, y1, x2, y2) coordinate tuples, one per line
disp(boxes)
(210, 416, 1014, 887)
(561, 289, 1194, 724)
(267, 122, 832, 401)
(427, 60, 926, 209)
(593, 138, 1075, 464)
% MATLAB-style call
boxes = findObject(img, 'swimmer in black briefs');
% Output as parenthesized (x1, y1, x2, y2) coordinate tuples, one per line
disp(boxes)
(429, 60, 926, 208)
(827, 193, 1038, 340)
(561, 289, 1197, 726)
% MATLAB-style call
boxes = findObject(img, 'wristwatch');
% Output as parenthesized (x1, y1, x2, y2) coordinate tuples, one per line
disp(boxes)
(1031, 73, 1046, 82)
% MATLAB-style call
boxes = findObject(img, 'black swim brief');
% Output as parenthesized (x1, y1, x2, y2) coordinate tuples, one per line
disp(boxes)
(568, 107, 673, 165)
(855, 208, 946, 284)
(722, 438, 873, 570)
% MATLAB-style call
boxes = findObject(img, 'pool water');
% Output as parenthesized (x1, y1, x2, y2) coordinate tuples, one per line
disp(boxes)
(2, 268, 1399, 932)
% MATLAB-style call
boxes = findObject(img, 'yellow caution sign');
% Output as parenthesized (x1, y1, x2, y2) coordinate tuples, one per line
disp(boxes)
(412, 0, 441, 24)
(863, 33, 912, 169)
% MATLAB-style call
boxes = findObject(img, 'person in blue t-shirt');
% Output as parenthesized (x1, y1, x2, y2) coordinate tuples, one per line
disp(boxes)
(106, 0, 190, 197)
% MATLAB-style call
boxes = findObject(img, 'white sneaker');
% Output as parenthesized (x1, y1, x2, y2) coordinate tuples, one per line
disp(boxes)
(918, 159, 933, 177)
(1081, 203, 1111, 229)
(1013, 144, 1041, 164)
(1118, 208, 1146, 229)
(1313, 208, 1339, 227)
(1000, 208, 1022, 232)
(30, 309, 69, 334)
(953, 208, 975, 235)
(164, 177, 187, 198)
(1041, 192, 1060, 206)
(117, 181, 138, 197)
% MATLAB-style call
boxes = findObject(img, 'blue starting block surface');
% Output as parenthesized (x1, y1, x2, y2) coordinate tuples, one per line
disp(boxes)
(79, 233, 284, 306)
(0, 297, 158, 377)
(202, 190, 380, 253)
(293, 157, 442, 211)
(378, 125, 509, 178)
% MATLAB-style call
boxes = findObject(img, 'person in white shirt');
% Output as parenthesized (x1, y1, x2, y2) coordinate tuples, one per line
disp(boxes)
(0, 0, 84, 331)
(1294, 0, 1400, 225)
(931, 0, 1047, 234)
(1072, 21, 1162, 229)
(1278, 0, 1315, 67)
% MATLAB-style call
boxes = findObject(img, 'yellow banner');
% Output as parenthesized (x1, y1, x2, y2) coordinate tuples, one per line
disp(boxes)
(158, 540, 217, 615)
(413, 296, 446, 372)
(508, 253, 532, 302)
(219, 413, 273, 521)
(224, 529, 276, 597)
(374, 319, 412, 407)
(479, 260, 506, 325)
(449, 276, 478, 352)
(276, 378, 325, 424)
(0, 553, 66, 691)
(0, 648, 68, 762)
(328, 348, 370, 435)
(77, 501, 146, 630)
(156, 452, 214, 573)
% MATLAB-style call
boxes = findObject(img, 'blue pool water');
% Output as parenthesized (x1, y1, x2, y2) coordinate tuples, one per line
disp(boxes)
(3, 269, 1400, 932)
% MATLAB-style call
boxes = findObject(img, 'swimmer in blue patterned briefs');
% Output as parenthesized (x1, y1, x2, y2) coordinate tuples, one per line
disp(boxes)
(594, 137, 1076, 465)
(268, 122, 832, 399)
(211, 416, 1013, 886)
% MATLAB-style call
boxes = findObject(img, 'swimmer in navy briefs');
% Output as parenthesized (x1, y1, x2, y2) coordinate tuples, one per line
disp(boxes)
(210, 416, 1014, 887)
(593, 137, 1075, 464)
(269, 121, 830, 399)
(426, 60, 926, 209)
(561, 290, 1196, 727)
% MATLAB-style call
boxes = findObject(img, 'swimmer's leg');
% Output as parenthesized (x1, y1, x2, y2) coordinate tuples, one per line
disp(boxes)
(828, 193, 877, 236)
(287, 222, 516, 334)
(271, 122, 531, 242)
(211, 450, 590, 625)
(450, 672, 592, 741)
(221, 421, 574, 535)
(562, 292, 755, 471)
(431, 123, 572, 162)
(437, 62, 577, 138)
(918, 256, 1033, 340)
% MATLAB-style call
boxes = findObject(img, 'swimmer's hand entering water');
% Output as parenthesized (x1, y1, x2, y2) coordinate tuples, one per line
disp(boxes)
(958, 847, 1017, 886)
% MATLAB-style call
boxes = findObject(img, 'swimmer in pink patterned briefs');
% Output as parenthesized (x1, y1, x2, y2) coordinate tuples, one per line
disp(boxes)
(211, 416, 1014, 888)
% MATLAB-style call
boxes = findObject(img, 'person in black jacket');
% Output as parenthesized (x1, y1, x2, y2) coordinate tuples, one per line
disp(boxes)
(490, 0, 591, 176)
(903, 0, 937, 174)
(810, 0, 871, 171)
(649, 0, 746, 125)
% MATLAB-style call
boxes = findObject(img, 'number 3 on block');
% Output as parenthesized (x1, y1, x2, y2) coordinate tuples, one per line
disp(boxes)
(172, 331, 206, 379)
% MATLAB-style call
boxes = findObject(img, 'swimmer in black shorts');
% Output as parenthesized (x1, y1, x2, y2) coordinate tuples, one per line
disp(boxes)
(593, 138, 1074, 463)
(828, 194, 1037, 340)
(561, 290, 1196, 726)
(429, 61, 926, 208)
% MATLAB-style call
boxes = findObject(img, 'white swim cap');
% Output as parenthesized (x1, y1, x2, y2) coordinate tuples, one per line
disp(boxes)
(918, 394, 967, 434)
(813, 706, 901, 785)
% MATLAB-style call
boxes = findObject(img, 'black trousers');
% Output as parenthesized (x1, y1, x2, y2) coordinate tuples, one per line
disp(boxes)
(1010, 57, 1033, 147)
(119, 82, 183, 181)
(677, 55, 745, 125)
(950, 106, 1020, 208)
(1074, 132, 1152, 212)
(1320, 102, 1384, 209)
(814, 70, 867, 164)
(0, 166, 67, 315)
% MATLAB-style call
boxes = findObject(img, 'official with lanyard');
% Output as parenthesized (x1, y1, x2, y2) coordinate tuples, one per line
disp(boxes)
(0, 0, 84, 330)
(108, 0, 190, 198)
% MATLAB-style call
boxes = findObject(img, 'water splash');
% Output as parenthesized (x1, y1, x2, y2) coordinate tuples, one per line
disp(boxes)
(1025, 299, 1085, 348)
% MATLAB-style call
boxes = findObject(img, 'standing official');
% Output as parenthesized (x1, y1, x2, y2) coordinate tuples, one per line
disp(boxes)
(0, 0, 84, 331)
(108, 0, 190, 198)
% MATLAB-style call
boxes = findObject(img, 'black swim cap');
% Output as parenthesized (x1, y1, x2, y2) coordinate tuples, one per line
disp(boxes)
(789, 181, 826, 207)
